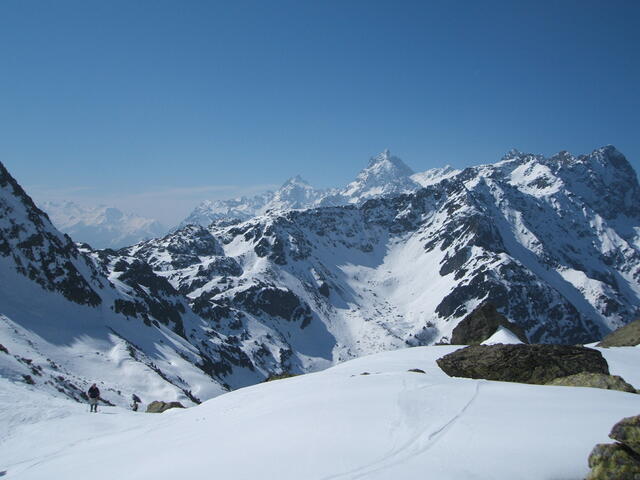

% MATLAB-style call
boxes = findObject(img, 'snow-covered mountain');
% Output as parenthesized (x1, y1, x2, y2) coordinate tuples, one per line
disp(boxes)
(267, 175, 325, 211)
(3, 145, 640, 410)
(320, 149, 422, 206)
(179, 191, 274, 227)
(411, 164, 459, 186)
(180, 150, 459, 227)
(178, 176, 327, 228)
(0, 162, 264, 408)
(40, 201, 166, 249)
(114, 146, 640, 381)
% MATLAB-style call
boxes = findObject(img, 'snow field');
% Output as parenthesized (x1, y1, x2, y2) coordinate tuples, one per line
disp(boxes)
(1, 345, 639, 480)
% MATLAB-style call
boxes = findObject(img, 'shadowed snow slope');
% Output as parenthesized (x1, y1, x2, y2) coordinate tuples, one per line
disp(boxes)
(0, 161, 263, 407)
(1, 345, 639, 480)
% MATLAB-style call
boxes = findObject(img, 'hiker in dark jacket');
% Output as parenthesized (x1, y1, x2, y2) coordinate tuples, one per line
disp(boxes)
(88, 384, 100, 413)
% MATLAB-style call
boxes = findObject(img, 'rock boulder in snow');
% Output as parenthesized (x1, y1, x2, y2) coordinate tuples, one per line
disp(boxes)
(436, 344, 609, 384)
(597, 319, 640, 347)
(450, 302, 528, 345)
(610, 415, 640, 456)
(146, 401, 185, 413)
(587, 443, 640, 480)
(546, 373, 637, 394)
(587, 415, 640, 479)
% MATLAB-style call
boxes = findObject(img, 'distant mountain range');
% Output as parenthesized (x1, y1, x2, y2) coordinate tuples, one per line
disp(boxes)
(2, 145, 640, 407)
(38, 150, 458, 248)
(178, 150, 459, 227)
(41, 201, 166, 249)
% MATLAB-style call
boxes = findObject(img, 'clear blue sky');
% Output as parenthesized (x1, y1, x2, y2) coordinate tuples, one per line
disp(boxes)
(1, 0, 638, 225)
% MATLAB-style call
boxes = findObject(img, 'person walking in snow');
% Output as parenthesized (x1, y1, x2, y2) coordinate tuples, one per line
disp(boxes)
(88, 383, 100, 413)
(131, 394, 141, 412)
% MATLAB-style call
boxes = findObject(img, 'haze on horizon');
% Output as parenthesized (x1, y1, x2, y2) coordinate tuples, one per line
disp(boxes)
(1, 0, 638, 225)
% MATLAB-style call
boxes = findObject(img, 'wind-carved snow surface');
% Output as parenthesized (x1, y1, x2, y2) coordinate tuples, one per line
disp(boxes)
(40, 201, 166, 249)
(1, 345, 639, 480)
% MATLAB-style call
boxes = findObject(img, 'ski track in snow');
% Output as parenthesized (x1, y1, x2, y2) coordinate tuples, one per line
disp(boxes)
(321, 380, 482, 480)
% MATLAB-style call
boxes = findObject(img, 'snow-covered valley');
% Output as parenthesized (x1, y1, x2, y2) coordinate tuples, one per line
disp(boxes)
(1, 345, 639, 480)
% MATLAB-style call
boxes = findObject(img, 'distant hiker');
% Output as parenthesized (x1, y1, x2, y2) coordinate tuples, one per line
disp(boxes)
(88, 383, 100, 413)
(131, 394, 141, 412)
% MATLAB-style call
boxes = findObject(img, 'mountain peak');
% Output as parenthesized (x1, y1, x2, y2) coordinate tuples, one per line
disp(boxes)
(502, 148, 524, 160)
(366, 149, 414, 176)
(338, 150, 419, 202)
(281, 175, 311, 188)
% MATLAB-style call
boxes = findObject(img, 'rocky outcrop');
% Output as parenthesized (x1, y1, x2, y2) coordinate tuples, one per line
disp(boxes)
(0, 161, 104, 307)
(598, 318, 640, 347)
(610, 416, 640, 454)
(587, 415, 640, 479)
(146, 401, 185, 413)
(546, 373, 637, 393)
(450, 302, 528, 345)
(436, 344, 609, 384)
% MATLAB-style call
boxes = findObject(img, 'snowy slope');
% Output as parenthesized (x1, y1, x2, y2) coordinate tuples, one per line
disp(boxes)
(1, 345, 639, 480)
(411, 164, 459, 186)
(0, 162, 263, 408)
(41, 201, 166, 249)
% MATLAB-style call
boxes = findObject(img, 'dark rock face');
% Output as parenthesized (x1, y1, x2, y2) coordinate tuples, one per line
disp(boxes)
(598, 318, 640, 347)
(122, 224, 225, 270)
(436, 344, 609, 385)
(546, 373, 637, 394)
(450, 302, 528, 345)
(587, 415, 640, 479)
(234, 284, 313, 328)
(145, 400, 185, 413)
(0, 162, 103, 307)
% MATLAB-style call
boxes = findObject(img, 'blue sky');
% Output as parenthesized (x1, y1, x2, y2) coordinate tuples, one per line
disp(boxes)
(1, 0, 638, 225)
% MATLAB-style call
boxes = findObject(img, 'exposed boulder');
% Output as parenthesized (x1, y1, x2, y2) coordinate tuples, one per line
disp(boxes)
(264, 373, 298, 382)
(436, 344, 609, 385)
(146, 401, 185, 413)
(598, 318, 640, 347)
(610, 416, 640, 455)
(587, 415, 640, 479)
(546, 373, 637, 394)
(450, 302, 528, 345)
(587, 443, 640, 480)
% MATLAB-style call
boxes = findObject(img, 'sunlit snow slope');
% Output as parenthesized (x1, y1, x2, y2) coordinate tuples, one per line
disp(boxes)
(1, 345, 639, 480)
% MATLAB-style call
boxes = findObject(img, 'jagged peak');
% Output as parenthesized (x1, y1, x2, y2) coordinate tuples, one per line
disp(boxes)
(501, 148, 524, 160)
(500, 148, 545, 163)
(545, 145, 633, 174)
(280, 175, 312, 189)
(358, 150, 415, 180)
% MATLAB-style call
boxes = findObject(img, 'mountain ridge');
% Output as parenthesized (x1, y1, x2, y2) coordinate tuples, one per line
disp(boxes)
(2, 145, 639, 407)
(179, 149, 460, 228)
